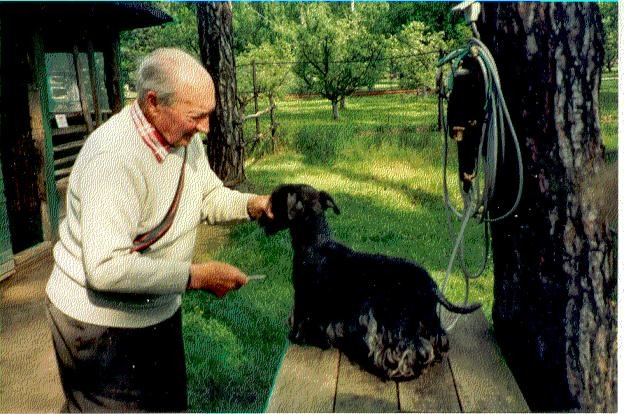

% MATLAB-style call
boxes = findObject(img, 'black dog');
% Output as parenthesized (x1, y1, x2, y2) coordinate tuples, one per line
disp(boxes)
(259, 184, 480, 380)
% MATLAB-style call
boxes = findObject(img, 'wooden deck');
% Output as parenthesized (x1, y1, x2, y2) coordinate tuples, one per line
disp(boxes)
(265, 310, 529, 413)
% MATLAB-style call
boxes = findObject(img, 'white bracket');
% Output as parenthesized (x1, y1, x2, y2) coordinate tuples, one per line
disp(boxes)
(452, 1, 481, 24)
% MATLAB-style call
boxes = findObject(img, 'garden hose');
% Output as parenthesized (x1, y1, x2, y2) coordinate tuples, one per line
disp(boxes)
(436, 37, 524, 331)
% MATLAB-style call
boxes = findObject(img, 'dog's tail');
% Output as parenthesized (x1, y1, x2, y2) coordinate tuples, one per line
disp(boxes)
(435, 289, 481, 314)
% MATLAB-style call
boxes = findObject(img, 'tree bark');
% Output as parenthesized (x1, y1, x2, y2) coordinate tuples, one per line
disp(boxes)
(479, 3, 616, 411)
(197, 2, 245, 186)
(331, 100, 339, 120)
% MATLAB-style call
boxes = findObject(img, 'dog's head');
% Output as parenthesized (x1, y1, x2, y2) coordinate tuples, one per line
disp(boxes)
(259, 184, 340, 235)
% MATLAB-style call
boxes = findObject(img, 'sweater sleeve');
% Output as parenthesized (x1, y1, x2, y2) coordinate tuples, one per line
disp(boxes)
(79, 154, 190, 295)
(197, 143, 255, 224)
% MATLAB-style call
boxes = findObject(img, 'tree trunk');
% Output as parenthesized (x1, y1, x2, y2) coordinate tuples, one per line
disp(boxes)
(479, 3, 616, 411)
(331, 100, 339, 120)
(197, 2, 245, 186)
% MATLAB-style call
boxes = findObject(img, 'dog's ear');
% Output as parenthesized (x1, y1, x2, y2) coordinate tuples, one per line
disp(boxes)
(319, 191, 340, 215)
(287, 192, 304, 220)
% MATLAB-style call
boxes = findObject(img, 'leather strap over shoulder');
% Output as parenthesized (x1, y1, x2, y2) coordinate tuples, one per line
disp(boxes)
(131, 148, 187, 253)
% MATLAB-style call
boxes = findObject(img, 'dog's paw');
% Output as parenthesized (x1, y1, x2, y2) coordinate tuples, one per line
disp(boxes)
(288, 327, 306, 344)
(289, 322, 331, 349)
(415, 337, 435, 365)
(434, 332, 449, 354)
(288, 319, 307, 344)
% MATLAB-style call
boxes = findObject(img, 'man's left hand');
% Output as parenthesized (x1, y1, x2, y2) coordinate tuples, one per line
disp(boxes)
(247, 195, 273, 220)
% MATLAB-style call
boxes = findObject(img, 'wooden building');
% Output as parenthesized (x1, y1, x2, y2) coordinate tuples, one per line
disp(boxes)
(0, 3, 171, 280)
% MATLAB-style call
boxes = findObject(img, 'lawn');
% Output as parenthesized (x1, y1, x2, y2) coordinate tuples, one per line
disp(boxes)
(183, 77, 617, 412)
(600, 73, 618, 159)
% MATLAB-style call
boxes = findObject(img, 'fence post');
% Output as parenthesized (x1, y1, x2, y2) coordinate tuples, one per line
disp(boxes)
(252, 59, 261, 139)
(269, 93, 277, 152)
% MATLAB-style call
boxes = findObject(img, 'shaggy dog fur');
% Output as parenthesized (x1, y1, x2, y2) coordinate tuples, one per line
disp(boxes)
(259, 184, 481, 380)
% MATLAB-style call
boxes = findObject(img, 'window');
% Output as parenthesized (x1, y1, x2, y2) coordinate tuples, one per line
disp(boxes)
(44, 52, 110, 114)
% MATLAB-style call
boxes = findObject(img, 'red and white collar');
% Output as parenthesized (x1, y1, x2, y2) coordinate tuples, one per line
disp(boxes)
(130, 101, 171, 163)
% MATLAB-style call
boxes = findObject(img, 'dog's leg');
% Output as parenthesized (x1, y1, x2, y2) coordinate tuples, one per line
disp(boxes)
(288, 302, 331, 349)
(289, 316, 331, 349)
(288, 283, 310, 343)
(419, 307, 449, 358)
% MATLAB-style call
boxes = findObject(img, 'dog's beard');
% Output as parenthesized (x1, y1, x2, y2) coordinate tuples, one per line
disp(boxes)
(258, 213, 285, 235)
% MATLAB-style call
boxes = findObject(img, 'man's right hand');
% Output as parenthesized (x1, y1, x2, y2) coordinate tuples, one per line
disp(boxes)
(188, 262, 248, 297)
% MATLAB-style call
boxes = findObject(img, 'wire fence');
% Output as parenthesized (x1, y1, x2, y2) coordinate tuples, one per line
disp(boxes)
(237, 47, 445, 96)
(238, 47, 448, 151)
(237, 49, 441, 67)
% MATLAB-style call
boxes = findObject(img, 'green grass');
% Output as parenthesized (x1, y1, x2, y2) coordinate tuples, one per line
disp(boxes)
(183, 79, 618, 412)
(600, 74, 618, 160)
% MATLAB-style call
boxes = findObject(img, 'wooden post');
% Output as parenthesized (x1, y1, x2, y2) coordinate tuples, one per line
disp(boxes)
(252, 59, 261, 139)
(103, 33, 123, 114)
(86, 39, 102, 127)
(32, 31, 60, 240)
(0, 17, 16, 280)
(72, 45, 94, 132)
(269, 92, 277, 152)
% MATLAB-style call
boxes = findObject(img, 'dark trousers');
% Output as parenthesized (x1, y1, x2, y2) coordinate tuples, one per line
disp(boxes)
(46, 299, 188, 412)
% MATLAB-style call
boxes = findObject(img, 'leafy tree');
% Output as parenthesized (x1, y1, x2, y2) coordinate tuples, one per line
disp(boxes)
(232, 2, 300, 55)
(389, 21, 447, 90)
(292, 3, 387, 119)
(385, 2, 463, 39)
(599, 2, 617, 72)
(355, 2, 392, 35)
(119, 2, 199, 91)
(232, 2, 274, 54)
(237, 41, 295, 100)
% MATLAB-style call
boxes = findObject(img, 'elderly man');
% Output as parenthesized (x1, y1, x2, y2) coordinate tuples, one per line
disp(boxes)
(45, 48, 271, 412)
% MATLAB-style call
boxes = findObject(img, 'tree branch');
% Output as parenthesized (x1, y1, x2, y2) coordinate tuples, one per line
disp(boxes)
(243, 104, 275, 121)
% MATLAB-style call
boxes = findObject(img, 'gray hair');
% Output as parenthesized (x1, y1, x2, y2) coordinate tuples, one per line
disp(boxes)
(135, 48, 206, 106)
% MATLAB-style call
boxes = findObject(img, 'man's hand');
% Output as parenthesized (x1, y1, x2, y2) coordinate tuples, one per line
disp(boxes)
(247, 195, 273, 221)
(188, 262, 248, 297)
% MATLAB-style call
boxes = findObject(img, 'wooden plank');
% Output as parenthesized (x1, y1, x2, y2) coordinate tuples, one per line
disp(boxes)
(398, 358, 461, 412)
(335, 353, 398, 413)
(53, 154, 78, 168)
(51, 124, 87, 137)
(13, 241, 52, 271)
(86, 40, 102, 127)
(49, 111, 84, 120)
(72, 45, 94, 133)
(0, 258, 16, 282)
(54, 166, 72, 179)
(54, 138, 86, 153)
(265, 344, 339, 413)
(447, 310, 530, 412)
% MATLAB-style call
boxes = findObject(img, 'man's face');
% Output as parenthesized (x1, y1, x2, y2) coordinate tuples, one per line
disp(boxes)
(151, 79, 215, 147)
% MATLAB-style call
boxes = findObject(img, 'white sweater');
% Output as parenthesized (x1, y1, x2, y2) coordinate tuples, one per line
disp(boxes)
(46, 105, 254, 328)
